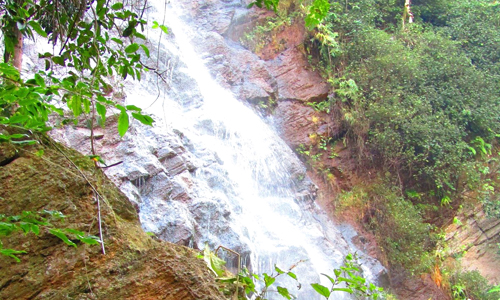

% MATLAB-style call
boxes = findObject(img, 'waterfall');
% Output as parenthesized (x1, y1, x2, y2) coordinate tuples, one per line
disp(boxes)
(49, 1, 384, 299)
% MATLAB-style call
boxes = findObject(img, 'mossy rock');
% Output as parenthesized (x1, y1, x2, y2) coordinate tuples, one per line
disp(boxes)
(0, 135, 226, 300)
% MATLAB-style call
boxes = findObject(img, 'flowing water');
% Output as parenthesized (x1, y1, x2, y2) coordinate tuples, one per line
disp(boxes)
(48, 1, 384, 299)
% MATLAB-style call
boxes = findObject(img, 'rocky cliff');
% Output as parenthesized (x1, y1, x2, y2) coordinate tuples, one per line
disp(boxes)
(0, 135, 226, 300)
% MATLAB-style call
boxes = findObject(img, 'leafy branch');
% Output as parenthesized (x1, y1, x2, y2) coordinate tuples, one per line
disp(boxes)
(311, 253, 383, 299)
(0, 210, 100, 262)
(199, 245, 384, 300)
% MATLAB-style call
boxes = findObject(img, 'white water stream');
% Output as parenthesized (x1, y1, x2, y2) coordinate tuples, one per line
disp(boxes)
(42, 1, 384, 298)
(113, 2, 384, 299)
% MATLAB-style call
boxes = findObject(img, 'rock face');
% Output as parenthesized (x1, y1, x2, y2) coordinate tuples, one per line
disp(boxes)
(0, 136, 225, 300)
(446, 205, 500, 284)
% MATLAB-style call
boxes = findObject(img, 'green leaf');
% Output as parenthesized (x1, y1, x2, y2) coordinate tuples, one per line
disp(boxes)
(28, 21, 47, 37)
(311, 283, 331, 298)
(331, 287, 354, 293)
(111, 38, 124, 45)
(337, 276, 356, 284)
(140, 44, 150, 58)
(35, 149, 44, 157)
(43, 210, 65, 220)
(111, 2, 123, 10)
(65, 228, 101, 245)
(34, 73, 45, 87)
(275, 265, 284, 274)
(125, 43, 140, 53)
(277, 286, 292, 299)
(52, 56, 66, 66)
(49, 228, 77, 247)
(159, 25, 169, 34)
(117, 111, 129, 137)
(131, 112, 154, 126)
(95, 102, 107, 124)
(11, 140, 37, 145)
(0, 248, 27, 262)
(321, 273, 336, 285)
(134, 32, 147, 40)
(20, 222, 39, 235)
(287, 271, 297, 280)
(68, 95, 82, 117)
(82, 98, 91, 114)
(202, 244, 226, 276)
(334, 269, 341, 277)
(263, 273, 275, 288)
(0, 222, 17, 236)
(126, 105, 142, 111)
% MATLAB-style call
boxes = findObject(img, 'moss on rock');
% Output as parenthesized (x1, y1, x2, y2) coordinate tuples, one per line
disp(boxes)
(0, 136, 226, 300)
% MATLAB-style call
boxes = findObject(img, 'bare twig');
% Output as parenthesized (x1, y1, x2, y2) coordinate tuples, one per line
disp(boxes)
(95, 192, 106, 255)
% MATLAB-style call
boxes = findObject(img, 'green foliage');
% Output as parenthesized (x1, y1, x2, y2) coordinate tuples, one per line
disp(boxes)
(199, 246, 383, 300)
(310, 253, 383, 299)
(366, 184, 433, 273)
(304, 0, 330, 29)
(202, 244, 227, 277)
(0, 211, 100, 262)
(449, 270, 500, 300)
(248, 0, 280, 12)
(0, 1, 154, 143)
(305, 0, 500, 200)
(439, 1, 500, 74)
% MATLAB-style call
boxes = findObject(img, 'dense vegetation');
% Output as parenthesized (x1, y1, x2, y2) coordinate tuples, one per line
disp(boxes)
(297, 0, 500, 298)
(307, 0, 500, 203)
(249, 0, 500, 298)
(1, 0, 498, 298)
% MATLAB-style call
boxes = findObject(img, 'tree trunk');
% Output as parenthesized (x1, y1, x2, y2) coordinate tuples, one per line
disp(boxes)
(11, 26, 23, 71)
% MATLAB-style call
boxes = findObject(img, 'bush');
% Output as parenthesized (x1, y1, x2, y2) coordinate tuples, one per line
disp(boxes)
(449, 270, 500, 300)
(365, 184, 433, 273)
(319, 10, 500, 195)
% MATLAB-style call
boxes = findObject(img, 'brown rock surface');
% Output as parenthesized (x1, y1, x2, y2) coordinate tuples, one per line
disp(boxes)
(273, 100, 334, 149)
(269, 47, 330, 102)
(0, 137, 225, 300)
(446, 205, 500, 284)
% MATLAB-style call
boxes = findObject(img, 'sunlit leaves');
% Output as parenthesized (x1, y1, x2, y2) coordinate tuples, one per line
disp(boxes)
(0, 248, 27, 263)
(95, 102, 107, 124)
(27, 20, 47, 37)
(125, 43, 140, 53)
(0, 211, 101, 262)
(202, 244, 226, 277)
(152, 21, 169, 34)
(49, 228, 77, 247)
(305, 0, 330, 29)
(111, 2, 123, 10)
(311, 283, 331, 298)
(1, 0, 155, 141)
(263, 273, 275, 288)
(277, 286, 292, 299)
(131, 112, 154, 126)
(248, 0, 279, 12)
(117, 110, 129, 137)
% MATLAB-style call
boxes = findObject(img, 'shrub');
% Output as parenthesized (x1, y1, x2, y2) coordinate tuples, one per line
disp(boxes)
(449, 270, 500, 300)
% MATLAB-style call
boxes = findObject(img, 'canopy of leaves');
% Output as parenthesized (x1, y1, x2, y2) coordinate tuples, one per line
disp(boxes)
(0, 0, 154, 142)
(309, 0, 500, 198)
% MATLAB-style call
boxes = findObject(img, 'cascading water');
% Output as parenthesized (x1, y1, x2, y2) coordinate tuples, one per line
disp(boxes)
(50, 1, 385, 299)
